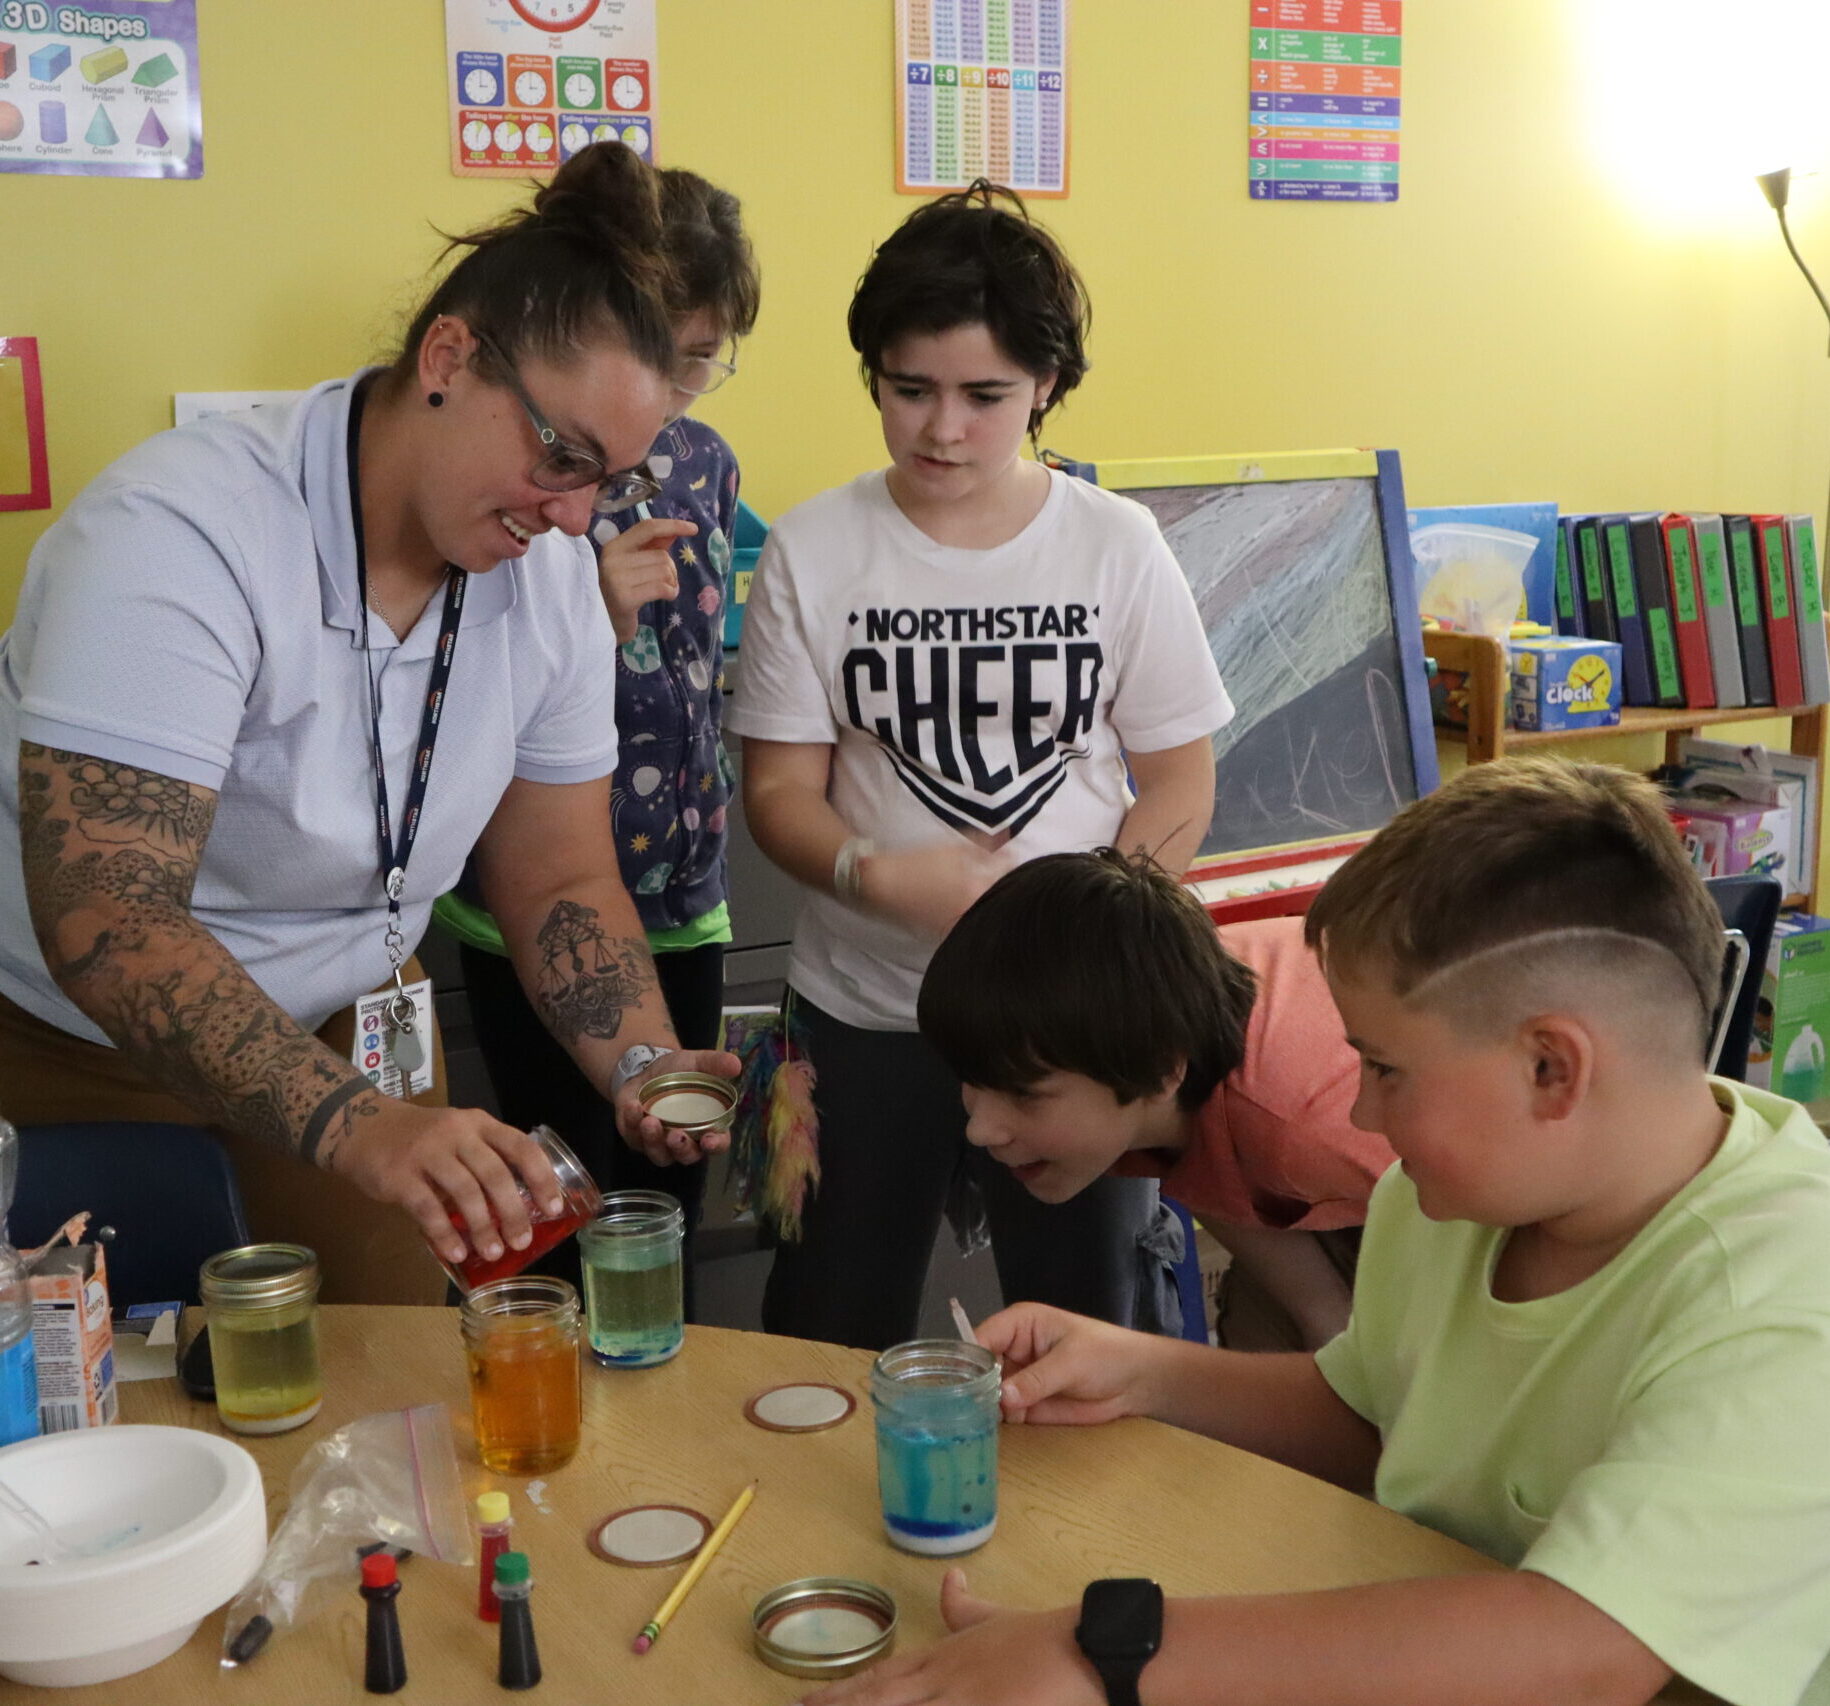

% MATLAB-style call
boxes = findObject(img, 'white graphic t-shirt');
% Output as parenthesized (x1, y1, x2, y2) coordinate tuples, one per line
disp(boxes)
(727, 467, 1233, 1030)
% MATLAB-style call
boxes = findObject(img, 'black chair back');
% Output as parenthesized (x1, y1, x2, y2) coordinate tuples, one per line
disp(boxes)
(1704, 875, 1784, 1082)
(9, 1122, 250, 1306)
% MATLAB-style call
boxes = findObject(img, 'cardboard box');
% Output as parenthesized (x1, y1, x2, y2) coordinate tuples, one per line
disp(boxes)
(1670, 795, 1790, 882)
(28, 1244, 118, 1432)
(1508, 636, 1622, 732)
(1748, 914, 1830, 1120)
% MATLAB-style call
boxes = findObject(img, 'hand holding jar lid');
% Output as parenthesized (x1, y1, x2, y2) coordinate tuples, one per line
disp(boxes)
(610, 1042, 743, 1170)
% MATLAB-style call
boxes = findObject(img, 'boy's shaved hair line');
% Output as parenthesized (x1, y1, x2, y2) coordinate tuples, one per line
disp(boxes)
(1304, 758, 1723, 1060)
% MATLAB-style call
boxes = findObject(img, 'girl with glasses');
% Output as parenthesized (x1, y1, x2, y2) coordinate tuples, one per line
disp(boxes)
(438, 160, 761, 1314)
(727, 182, 1232, 1350)
(0, 142, 736, 1302)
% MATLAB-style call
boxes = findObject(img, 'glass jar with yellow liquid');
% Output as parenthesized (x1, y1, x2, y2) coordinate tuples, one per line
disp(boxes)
(199, 1243, 323, 1435)
(460, 1275, 581, 1475)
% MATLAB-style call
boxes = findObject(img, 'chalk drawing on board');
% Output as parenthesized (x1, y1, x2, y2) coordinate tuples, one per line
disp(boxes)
(1129, 477, 1420, 860)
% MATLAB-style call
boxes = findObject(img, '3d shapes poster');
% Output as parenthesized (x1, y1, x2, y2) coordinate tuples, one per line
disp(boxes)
(1248, 0, 1400, 203)
(896, 0, 1068, 198)
(446, 0, 658, 177)
(0, 0, 201, 179)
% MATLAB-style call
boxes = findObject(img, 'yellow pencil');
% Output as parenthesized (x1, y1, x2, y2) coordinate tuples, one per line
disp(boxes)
(631, 1481, 758, 1654)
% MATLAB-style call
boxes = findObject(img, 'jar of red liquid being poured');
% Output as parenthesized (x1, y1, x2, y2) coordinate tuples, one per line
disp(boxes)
(439, 1124, 603, 1292)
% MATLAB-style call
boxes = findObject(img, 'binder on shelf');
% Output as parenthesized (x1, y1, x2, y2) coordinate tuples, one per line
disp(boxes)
(1553, 518, 1585, 637)
(1680, 514, 1745, 709)
(1574, 516, 1616, 643)
(1723, 514, 1776, 707)
(1656, 513, 1715, 709)
(1627, 513, 1685, 707)
(1783, 514, 1830, 706)
(1751, 514, 1806, 706)
(1601, 514, 1656, 705)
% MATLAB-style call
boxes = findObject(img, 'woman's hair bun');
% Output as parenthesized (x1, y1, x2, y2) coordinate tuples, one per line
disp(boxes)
(532, 140, 668, 265)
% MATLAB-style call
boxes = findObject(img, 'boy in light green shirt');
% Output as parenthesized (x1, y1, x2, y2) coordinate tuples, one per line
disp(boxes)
(807, 758, 1830, 1706)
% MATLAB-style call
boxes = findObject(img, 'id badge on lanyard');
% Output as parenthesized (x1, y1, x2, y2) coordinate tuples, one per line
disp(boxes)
(347, 379, 467, 1091)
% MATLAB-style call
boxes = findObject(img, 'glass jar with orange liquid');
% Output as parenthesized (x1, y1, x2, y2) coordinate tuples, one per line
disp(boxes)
(460, 1275, 582, 1475)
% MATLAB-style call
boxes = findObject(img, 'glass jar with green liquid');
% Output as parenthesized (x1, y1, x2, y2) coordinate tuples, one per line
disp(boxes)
(200, 1243, 323, 1435)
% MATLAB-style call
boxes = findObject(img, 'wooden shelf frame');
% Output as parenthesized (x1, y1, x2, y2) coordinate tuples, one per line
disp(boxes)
(1424, 629, 1828, 913)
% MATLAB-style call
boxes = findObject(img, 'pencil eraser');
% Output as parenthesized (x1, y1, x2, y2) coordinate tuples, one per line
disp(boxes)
(29, 42, 70, 80)
(80, 44, 127, 83)
(631, 1634, 652, 1655)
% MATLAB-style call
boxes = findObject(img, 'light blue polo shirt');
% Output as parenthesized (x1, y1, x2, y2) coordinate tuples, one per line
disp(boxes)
(0, 372, 620, 1043)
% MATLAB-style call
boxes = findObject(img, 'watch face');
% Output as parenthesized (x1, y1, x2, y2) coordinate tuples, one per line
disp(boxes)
(1077, 1578, 1163, 1662)
(463, 65, 500, 103)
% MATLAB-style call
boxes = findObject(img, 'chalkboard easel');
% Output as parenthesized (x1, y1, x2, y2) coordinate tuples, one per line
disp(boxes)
(1048, 448, 1439, 874)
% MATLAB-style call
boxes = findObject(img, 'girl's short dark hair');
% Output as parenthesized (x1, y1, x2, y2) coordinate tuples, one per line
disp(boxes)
(918, 849, 1255, 1110)
(391, 140, 678, 382)
(657, 167, 759, 340)
(847, 179, 1089, 434)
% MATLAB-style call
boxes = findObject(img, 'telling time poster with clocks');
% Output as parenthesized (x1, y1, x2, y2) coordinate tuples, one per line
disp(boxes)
(0, 0, 202, 179)
(446, 0, 656, 178)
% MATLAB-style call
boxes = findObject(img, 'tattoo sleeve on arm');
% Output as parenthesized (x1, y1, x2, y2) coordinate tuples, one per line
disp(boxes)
(17, 743, 379, 1162)
(531, 898, 657, 1046)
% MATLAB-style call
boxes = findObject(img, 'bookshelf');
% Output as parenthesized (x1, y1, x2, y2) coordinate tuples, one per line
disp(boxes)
(1423, 629, 1829, 912)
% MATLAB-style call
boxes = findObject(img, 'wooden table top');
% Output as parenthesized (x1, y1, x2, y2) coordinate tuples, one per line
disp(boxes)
(2, 1307, 1715, 1704)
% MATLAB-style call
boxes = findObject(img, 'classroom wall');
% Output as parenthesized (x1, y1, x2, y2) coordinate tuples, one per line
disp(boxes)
(5, 1, 1829, 637)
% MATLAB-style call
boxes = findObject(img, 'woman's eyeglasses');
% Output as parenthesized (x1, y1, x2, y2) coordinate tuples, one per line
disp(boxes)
(474, 332, 663, 515)
(674, 347, 739, 397)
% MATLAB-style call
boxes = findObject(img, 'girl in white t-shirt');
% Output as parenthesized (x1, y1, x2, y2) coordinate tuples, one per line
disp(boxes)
(726, 183, 1232, 1349)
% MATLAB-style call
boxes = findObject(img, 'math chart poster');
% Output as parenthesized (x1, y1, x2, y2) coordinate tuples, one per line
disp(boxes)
(897, 0, 1068, 198)
(1248, 0, 1400, 203)
(446, 0, 657, 179)
(0, 0, 202, 179)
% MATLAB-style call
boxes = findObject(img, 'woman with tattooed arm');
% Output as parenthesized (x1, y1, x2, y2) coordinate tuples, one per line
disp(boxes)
(0, 143, 737, 1303)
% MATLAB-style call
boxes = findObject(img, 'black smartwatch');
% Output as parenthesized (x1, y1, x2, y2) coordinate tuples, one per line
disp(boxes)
(1075, 1577, 1163, 1706)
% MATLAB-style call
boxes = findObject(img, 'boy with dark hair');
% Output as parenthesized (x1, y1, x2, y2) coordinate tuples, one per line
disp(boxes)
(918, 848, 1392, 1345)
(813, 758, 1830, 1706)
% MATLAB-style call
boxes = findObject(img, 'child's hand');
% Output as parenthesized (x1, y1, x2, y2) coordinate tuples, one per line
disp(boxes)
(977, 1302, 1164, 1426)
(801, 1570, 1101, 1706)
(855, 842, 1005, 939)
(597, 517, 697, 644)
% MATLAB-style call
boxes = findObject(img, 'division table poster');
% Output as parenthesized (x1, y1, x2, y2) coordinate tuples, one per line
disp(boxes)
(1249, 0, 1400, 203)
(446, 0, 657, 178)
(0, 0, 202, 179)
(896, 0, 1068, 198)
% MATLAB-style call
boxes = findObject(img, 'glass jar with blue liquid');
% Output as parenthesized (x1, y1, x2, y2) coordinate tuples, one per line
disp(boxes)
(869, 1340, 1000, 1555)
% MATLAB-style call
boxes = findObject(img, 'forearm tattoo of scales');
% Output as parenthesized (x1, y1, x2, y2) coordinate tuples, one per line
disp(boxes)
(532, 899, 653, 1045)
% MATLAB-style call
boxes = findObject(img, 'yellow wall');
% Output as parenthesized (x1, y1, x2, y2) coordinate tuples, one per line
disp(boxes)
(4, 0, 1829, 608)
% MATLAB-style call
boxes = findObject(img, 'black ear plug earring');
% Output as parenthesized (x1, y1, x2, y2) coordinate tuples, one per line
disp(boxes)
(428, 391, 445, 408)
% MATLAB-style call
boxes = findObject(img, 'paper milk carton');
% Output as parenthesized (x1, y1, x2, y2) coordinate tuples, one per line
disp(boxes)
(28, 1242, 118, 1432)
(1508, 635, 1622, 732)
(1748, 914, 1830, 1120)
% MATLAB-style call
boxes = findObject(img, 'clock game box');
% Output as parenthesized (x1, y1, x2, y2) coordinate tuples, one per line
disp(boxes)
(1509, 635, 1622, 733)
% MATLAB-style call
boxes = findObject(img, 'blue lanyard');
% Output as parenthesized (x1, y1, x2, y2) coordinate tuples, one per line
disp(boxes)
(344, 380, 467, 1004)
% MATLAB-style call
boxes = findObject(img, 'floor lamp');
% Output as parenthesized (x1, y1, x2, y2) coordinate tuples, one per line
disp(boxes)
(1757, 168, 1830, 532)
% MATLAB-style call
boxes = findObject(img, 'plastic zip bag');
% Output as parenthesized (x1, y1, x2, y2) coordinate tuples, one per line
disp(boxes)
(220, 1403, 474, 1667)
(1413, 522, 1539, 641)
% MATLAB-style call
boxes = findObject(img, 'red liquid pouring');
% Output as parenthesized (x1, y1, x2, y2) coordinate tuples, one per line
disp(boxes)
(437, 1124, 602, 1293)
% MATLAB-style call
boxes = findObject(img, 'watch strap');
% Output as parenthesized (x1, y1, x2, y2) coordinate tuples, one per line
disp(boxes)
(611, 1042, 670, 1096)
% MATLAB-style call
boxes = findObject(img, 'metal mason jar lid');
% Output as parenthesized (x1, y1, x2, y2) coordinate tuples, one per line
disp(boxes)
(200, 1242, 320, 1309)
(752, 1576, 897, 1678)
(636, 1071, 737, 1133)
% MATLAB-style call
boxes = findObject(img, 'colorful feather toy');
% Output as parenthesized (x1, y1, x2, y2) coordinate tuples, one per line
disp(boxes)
(725, 1002, 821, 1241)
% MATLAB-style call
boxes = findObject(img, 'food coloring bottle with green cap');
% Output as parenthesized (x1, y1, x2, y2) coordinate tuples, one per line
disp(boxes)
(477, 1491, 513, 1622)
(494, 1551, 541, 1689)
